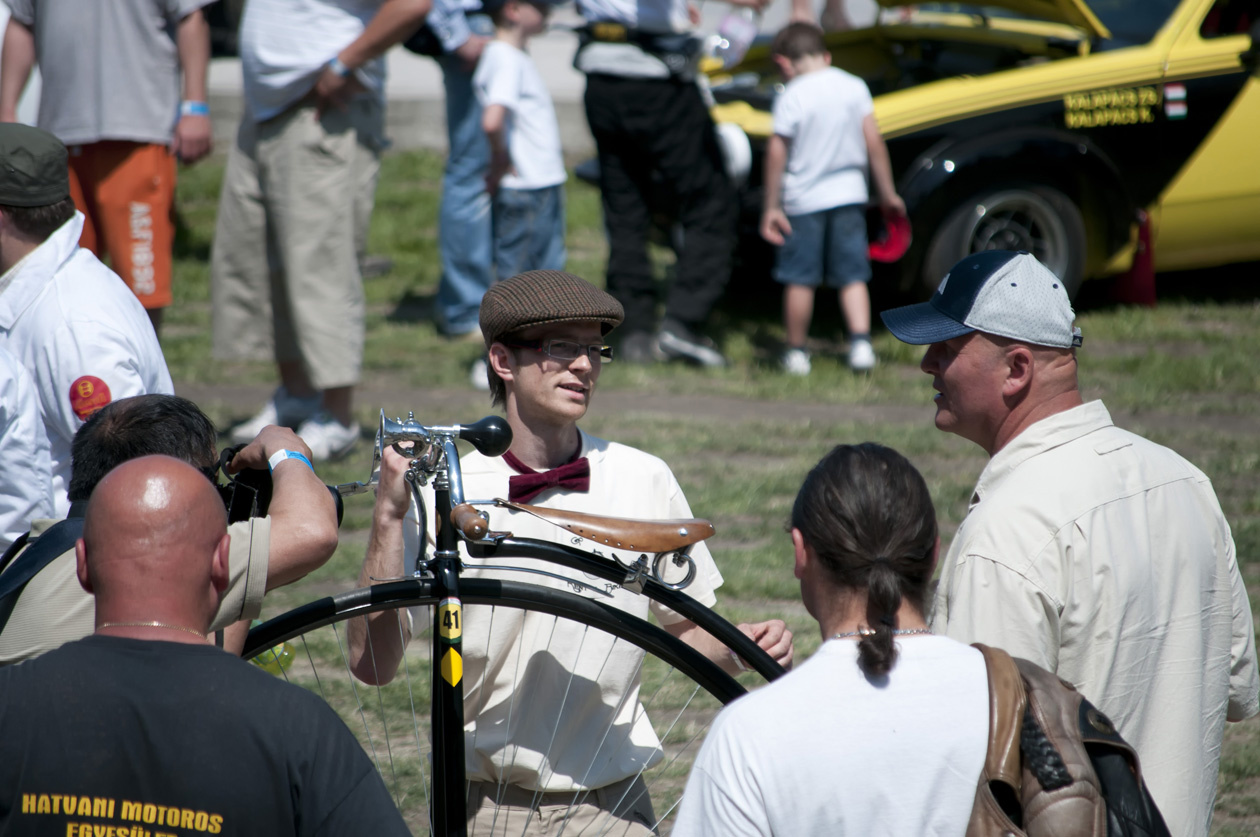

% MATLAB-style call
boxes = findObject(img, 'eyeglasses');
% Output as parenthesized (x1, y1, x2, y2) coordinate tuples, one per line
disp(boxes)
(507, 340, 614, 364)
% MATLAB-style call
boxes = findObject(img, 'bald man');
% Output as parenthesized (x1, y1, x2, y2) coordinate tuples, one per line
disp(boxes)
(0, 456, 411, 836)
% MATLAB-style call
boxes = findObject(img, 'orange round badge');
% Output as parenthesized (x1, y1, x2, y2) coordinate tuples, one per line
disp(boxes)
(69, 375, 112, 420)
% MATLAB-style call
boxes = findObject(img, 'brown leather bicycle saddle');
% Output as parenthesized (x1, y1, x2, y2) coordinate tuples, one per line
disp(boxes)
(495, 499, 715, 553)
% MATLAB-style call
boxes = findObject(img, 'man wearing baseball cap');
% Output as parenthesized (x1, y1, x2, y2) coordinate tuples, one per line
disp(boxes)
(351, 269, 793, 835)
(0, 123, 173, 518)
(881, 250, 1258, 836)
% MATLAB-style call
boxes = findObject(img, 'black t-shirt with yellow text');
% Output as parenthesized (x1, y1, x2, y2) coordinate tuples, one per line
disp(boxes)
(0, 635, 410, 837)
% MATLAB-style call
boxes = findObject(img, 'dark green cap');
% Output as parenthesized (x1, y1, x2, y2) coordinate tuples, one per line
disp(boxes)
(0, 124, 70, 207)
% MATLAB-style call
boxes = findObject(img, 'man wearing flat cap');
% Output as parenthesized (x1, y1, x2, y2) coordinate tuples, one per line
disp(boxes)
(0, 123, 173, 518)
(881, 249, 1259, 837)
(351, 269, 793, 835)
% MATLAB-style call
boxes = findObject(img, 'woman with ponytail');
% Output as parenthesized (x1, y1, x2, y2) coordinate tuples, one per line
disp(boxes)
(674, 443, 990, 836)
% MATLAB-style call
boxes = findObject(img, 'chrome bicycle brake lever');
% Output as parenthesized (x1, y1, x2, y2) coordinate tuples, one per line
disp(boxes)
(620, 555, 653, 594)
(608, 549, 696, 593)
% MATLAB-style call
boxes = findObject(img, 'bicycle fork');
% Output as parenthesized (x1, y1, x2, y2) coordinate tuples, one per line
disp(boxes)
(430, 478, 469, 836)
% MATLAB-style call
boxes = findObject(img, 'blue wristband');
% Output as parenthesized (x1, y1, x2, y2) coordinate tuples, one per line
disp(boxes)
(268, 449, 314, 473)
(327, 56, 353, 78)
(179, 100, 209, 117)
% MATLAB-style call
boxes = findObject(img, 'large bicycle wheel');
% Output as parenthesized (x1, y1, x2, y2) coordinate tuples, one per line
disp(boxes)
(244, 578, 760, 835)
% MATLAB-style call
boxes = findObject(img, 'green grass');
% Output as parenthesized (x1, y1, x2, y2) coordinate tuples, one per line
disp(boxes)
(174, 149, 1260, 834)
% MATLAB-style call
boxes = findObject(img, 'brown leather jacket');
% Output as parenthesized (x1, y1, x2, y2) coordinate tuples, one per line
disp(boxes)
(967, 644, 1170, 837)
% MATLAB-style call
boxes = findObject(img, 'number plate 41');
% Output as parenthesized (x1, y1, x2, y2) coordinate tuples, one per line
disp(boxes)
(439, 598, 462, 640)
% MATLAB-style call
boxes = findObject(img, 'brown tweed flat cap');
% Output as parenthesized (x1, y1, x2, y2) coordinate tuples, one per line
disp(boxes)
(480, 270, 624, 347)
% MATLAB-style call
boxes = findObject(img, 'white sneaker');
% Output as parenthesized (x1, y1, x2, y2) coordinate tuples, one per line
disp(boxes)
(297, 411, 361, 461)
(657, 319, 727, 368)
(848, 339, 877, 372)
(781, 347, 812, 376)
(469, 358, 490, 391)
(229, 387, 322, 445)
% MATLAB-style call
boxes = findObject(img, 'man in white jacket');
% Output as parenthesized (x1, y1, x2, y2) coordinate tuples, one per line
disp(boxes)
(0, 123, 172, 517)
(0, 344, 52, 553)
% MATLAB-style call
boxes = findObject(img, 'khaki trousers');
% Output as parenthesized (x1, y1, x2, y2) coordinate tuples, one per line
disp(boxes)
(210, 96, 382, 390)
(467, 776, 657, 837)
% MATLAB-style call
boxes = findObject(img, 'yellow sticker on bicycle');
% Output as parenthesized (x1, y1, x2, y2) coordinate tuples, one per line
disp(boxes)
(439, 598, 462, 640)
(441, 648, 463, 686)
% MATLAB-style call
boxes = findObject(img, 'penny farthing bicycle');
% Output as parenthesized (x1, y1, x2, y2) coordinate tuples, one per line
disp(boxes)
(243, 412, 785, 835)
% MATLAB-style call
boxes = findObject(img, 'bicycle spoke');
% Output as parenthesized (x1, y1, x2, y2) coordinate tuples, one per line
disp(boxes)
(397, 609, 432, 821)
(333, 621, 386, 774)
(558, 642, 648, 835)
(299, 635, 327, 702)
(363, 619, 402, 800)
(516, 614, 573, 837)
(530, 619, 592, 798)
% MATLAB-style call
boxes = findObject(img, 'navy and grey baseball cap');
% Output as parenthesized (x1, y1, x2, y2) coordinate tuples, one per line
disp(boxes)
(880, 250, 1081, 348)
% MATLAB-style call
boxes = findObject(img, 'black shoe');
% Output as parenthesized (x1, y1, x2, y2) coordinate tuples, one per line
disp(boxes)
(657, 319, 726, 368)
(618, 331, 664, 364)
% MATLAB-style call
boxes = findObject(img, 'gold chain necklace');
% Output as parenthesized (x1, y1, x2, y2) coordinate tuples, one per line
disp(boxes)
(100, 621, 207, 639)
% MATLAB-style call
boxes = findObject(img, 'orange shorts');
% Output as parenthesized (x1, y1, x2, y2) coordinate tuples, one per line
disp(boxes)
(68, 141, 176, 310)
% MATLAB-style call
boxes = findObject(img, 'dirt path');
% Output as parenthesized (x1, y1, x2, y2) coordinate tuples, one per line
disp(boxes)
(180, 381, 1260, 440)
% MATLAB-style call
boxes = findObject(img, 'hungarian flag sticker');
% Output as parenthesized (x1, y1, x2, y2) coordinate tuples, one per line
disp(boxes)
(1164, 84, 1187, 120)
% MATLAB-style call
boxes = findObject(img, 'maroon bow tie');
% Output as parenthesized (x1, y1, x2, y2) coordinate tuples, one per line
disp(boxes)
(505, 451, 591, 503)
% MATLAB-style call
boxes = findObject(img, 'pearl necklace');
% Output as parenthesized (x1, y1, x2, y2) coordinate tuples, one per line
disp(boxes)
(832, 627, 932, 640)
(101, 621, 208, 639)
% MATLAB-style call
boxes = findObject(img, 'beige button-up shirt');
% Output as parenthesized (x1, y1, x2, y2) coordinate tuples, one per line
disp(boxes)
(408, 430, 724, 793)
(931, 400, 1259, 837)
(0, 516, 270, 667)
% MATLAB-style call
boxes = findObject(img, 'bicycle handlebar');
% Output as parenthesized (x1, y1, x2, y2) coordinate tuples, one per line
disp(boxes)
(339, 409, 720, 595)
(335, 411, 512, 498)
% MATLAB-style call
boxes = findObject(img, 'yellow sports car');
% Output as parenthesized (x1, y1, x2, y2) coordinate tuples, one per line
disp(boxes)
(710, 0, 1260, 297)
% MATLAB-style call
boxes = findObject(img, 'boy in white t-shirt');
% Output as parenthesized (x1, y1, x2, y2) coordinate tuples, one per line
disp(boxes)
(473, 0, 567, 284)
(759, 23, 905, 374)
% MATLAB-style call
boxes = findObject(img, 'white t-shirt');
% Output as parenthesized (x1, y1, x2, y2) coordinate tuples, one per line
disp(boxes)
(0, 345, 52, 553)
(473, 41, 566, 191)
(673, 636, 988, 836)
(931, 400, 1260, 837)
(239, 0, 387, 122)
(406, 429, 723, 791)
(772, 66, 873, 215)
(0, 213, 174, 517)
